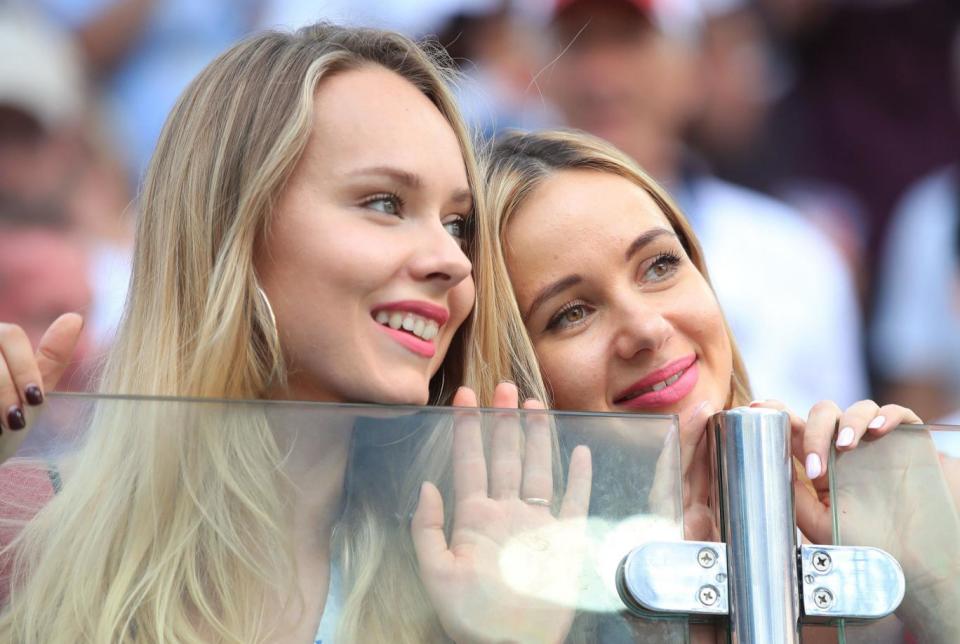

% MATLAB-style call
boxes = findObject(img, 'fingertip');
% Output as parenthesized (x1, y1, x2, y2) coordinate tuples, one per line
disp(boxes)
(452, 386, 478, 407)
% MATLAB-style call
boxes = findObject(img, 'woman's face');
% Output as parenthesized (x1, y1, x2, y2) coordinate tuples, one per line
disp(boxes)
(504, 169, 732, 418)
(256, 66, 475, 405)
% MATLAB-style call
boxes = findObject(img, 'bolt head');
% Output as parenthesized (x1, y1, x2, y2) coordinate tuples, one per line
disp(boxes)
(813, 587, 834, 609)
(812, 551, 832, 573)
(697, 547, 717, 568)
(698, 585, 719, 606)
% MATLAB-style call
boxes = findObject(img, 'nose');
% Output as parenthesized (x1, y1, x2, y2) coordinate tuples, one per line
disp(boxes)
(611, 294, 673, 361)
(408, 220, 472, 289)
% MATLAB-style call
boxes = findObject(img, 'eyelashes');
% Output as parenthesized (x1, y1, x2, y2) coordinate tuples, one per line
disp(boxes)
(544, 251, 684, 332)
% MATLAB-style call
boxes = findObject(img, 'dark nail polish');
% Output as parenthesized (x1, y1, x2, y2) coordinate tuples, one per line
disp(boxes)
(25, 385, 43, 406)
(6, 406, 25, 431)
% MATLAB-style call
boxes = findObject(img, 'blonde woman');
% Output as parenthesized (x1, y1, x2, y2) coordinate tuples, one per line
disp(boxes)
(476, 128, 925, 542)
(0, 25, 589, 643)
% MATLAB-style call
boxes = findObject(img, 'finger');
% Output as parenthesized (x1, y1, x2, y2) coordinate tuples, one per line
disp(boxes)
(489, 383, 522, 499)
(520, 398, 553, 503)
(802, 400, 842, 481)
(0, 324, 44, 412)
(452, 385, 478, 408)
(411, 481, 452, 571)
(864, 404, 924, 439)
(0, 350, 24, 432)
(34, 313, 83, 392)
(559, 445, 592, 520)
(834, 399, 880, 451)
(794, 478, 832, 545)
(647, 426, 681, 519)
(678, 400, 715, 475)
(452, 388, 487, 503)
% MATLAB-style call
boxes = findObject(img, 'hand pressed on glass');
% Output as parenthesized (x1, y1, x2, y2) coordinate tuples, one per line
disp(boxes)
(412, 382, 593, 644)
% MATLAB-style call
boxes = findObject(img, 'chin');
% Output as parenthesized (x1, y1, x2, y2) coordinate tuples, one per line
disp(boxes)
(363, 382, 430, 406)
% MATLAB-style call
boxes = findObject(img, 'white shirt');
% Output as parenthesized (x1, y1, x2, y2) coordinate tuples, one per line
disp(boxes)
(872, 166, 960, 386)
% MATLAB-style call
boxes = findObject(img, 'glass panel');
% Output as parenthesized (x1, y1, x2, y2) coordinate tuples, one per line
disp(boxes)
(830, 423, 960, 643)
(0, 393, 688, 642)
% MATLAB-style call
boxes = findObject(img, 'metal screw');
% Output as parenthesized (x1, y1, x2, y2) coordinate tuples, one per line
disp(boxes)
(698, 585, 719, 606)
(804, 574, 814, 585)
(697, 547, 717, 568)
(813, 588, 834, 609)
(812, 551, 832, 573)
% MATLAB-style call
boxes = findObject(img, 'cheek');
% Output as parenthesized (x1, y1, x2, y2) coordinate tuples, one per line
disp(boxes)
(534, 334, 608, 409)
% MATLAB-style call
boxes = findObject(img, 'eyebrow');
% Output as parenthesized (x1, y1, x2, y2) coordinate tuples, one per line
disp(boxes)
(348, 165, 472, 209)
(524, 228, 678, 321)
(525, 274, 583, 321)
(625, 228, 676, 261)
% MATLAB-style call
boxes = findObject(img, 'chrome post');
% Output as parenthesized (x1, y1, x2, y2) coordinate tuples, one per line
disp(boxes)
(711, 408, 800, 643)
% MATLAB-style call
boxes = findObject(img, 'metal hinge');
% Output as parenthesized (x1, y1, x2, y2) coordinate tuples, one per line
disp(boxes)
(618, 541, 904, 621)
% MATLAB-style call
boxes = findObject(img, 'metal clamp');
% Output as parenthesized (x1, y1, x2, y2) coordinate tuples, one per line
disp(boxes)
(618, 540, 729, 616)
(618, 541, 905, 623)
(800, 544, 905, 620)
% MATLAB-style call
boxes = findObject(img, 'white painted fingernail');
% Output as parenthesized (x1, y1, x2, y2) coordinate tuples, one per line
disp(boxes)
(805, 453, 822, 480)
(867, 415, 886, 430)
(836, 426, 855, 447)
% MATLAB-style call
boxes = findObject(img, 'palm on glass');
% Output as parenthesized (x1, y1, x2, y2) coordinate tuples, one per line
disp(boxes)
(0, 314, 83, 464)
(412, 383, 592, 644)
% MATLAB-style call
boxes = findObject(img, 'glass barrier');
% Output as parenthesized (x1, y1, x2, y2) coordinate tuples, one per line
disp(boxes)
(830, 423, 960, 644)
(0, 393, 687, 643)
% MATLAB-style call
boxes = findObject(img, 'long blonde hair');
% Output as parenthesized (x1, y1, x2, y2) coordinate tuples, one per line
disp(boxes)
(1, 23, 485, 643)
(474, 129, 752, 408)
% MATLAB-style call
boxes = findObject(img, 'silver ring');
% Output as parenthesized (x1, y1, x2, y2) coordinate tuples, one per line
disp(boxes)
(523, 497, 551, 507)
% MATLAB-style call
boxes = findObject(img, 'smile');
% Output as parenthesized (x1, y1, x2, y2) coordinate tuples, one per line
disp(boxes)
(614, 354, 699, 410)
(371, 300, 449, 358)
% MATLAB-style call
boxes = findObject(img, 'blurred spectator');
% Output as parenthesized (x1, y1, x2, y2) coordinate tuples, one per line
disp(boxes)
(0, 6, 131, 354)
(872, 166, 959, 422)
(433, 1, 560, 138)
(0, 205, 95, 391)
(751, 0, 960, 267)
(542, 0, 868, 411)
(35, 0, 261, 183)
(871, 32, 960, 423)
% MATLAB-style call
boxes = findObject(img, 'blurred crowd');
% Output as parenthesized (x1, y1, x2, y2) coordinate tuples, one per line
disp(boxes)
(0, 0, 957, 421)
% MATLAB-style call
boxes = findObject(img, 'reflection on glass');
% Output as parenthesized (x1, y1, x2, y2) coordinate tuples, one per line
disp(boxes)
(0, 394, 687, 642)
(831, 424, 960, 644)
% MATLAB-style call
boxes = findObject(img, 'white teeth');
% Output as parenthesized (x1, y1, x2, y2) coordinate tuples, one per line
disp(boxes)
(665, 372, 681, 386)
(375, 310, 442, 341)
(637, 369, 686, 396)
(651, 381, 667, 392)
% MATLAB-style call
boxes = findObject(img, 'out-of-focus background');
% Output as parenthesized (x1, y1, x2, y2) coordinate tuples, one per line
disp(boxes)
(0, 0, 957, 421)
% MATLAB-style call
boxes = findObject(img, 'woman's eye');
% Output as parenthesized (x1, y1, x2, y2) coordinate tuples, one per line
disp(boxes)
(547, 303, 591, 331)
(443, 217, 465, 239)
(643, 252, 682, 282)
(362, 194, 401, 215)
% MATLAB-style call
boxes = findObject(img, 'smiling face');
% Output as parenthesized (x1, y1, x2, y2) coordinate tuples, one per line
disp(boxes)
(256, 65, 475, 405)
(504, 169, 732, 417)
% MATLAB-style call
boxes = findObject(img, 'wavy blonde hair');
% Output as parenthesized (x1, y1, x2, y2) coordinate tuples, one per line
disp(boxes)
(474, 129, 752, 408)
(0, 23, 488, 643)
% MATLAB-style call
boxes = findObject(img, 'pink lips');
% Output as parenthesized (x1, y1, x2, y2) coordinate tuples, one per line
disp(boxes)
(614, 354, 699, 410)
(372, 300, 449, 359)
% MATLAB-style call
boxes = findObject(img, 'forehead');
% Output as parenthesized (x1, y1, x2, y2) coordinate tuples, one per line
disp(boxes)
(505, 169, 673, 285)
(308, 65, 468, 186)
